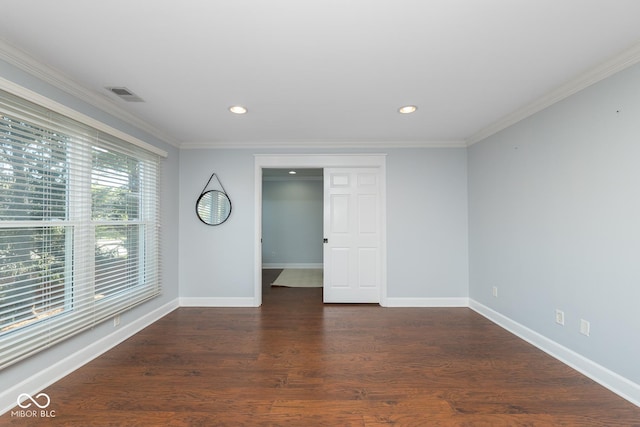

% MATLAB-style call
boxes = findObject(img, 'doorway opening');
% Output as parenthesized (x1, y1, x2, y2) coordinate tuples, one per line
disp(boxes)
(254, 154, 387, 307)
(261, 168, 324, 301)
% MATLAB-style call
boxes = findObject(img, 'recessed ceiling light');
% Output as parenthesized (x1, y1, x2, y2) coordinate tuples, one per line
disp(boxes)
(288, 170, 297, 175)
(398, 105, 418, 114)
(229, 105, 247, 114)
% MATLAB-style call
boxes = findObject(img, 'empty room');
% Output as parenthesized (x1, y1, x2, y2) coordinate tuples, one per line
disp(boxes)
(1, 1, 640, 425)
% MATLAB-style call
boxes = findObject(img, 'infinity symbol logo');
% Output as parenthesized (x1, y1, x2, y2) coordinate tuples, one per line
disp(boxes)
(17, 393, 51, 409)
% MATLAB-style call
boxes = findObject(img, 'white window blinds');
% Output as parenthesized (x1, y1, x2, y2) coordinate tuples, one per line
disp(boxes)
(0, 88, 162, 370)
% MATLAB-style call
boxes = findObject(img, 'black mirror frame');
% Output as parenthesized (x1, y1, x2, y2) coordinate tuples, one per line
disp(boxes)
(196, 189, 232, 226)
(196, 172, 232, 226)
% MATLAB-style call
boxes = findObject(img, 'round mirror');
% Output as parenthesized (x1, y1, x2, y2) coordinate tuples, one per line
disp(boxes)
(196, 190, 232, 225)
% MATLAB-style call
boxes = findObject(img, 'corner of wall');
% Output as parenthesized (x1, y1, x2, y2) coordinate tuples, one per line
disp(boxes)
(469, 299, 640, 407)
(0, 299, 179, 416)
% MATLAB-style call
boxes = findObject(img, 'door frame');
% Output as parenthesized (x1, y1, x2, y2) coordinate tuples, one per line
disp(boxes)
(254, 154, 387, 306)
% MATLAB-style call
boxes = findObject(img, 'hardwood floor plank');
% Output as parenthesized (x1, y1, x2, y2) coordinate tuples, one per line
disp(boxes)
(2, 269, 639, 425)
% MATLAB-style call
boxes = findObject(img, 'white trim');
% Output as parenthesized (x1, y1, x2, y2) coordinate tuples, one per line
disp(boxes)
(469, 299, 640, 407)
(0, 299, 179, 416)
(0, 76, 168, 158)
(466, 40, 640, 146)
(179, 297, 258, 307)
(255, 154, 388, 307)
(383, 297, 469, 308)
(262, 263, 323, 269)
(181, 140, 466, 150)
(0, 40, 180, 149)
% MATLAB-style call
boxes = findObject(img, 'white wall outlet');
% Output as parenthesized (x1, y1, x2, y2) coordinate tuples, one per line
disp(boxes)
(580, 319, 590, 336)
(492, 286, 498, 298)
(555, 309, 565, 326)
(113, 315, 121, 327)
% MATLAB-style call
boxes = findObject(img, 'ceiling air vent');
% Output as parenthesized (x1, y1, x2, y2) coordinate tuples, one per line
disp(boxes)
(105, 86, 144, 102)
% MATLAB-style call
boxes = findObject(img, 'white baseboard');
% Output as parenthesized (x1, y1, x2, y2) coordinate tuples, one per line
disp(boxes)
(1, 298, 179, 416)
(179, 297, 258, 307)
(262, 263, 323, 269)
(469, 299, 640, 407)
(383, 297, 469, 307)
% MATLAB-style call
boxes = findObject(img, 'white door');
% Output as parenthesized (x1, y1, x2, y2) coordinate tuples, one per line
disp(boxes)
(323, 168, 381, 303)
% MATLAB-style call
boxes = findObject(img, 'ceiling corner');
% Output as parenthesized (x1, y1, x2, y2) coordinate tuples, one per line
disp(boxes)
(0, 38, 181, 149)
(466, 40, 640, 147)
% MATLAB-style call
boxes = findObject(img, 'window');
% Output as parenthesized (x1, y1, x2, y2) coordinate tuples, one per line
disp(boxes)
(0, 87, 162, 369)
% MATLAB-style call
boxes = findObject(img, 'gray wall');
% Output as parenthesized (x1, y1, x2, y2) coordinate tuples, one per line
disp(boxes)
(179, 147, 469, 300)
(179, 149, 255, 298)
(468, 62, 640, 383)
(0, 59, 180, 392)
(262, 178, 323, 266)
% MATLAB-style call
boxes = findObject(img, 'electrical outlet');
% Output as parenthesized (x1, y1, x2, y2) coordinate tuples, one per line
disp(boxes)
(580, 319, 590, 336)
(555, 309, 565, 326)
(113, 315, 121, 327)
(492, 286, 498, 298)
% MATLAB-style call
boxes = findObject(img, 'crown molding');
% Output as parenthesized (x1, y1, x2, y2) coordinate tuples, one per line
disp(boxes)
(0, 76, 167, 158)
(181, 139, 467, 150)
(0, 39, 181, 148)
(466, 40, 640, 147)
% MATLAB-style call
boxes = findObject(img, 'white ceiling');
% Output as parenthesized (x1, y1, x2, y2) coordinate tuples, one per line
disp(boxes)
(1, 1, 640, 148)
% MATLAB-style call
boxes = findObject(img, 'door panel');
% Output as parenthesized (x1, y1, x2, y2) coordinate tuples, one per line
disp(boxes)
(330, 248, 350, 288)
(330, 194, 350, 233)
(331, 173, 350, 187)
(324, 167, 381, 303)
(358, 248, 378, 288)
(358, 194, 377, 233)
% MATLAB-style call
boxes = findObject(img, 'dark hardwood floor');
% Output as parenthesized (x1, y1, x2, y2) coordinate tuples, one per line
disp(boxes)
(3, 269, 639, 426)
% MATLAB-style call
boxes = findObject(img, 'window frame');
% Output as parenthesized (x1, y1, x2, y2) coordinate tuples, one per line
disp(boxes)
(0, 78, 166, 370)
